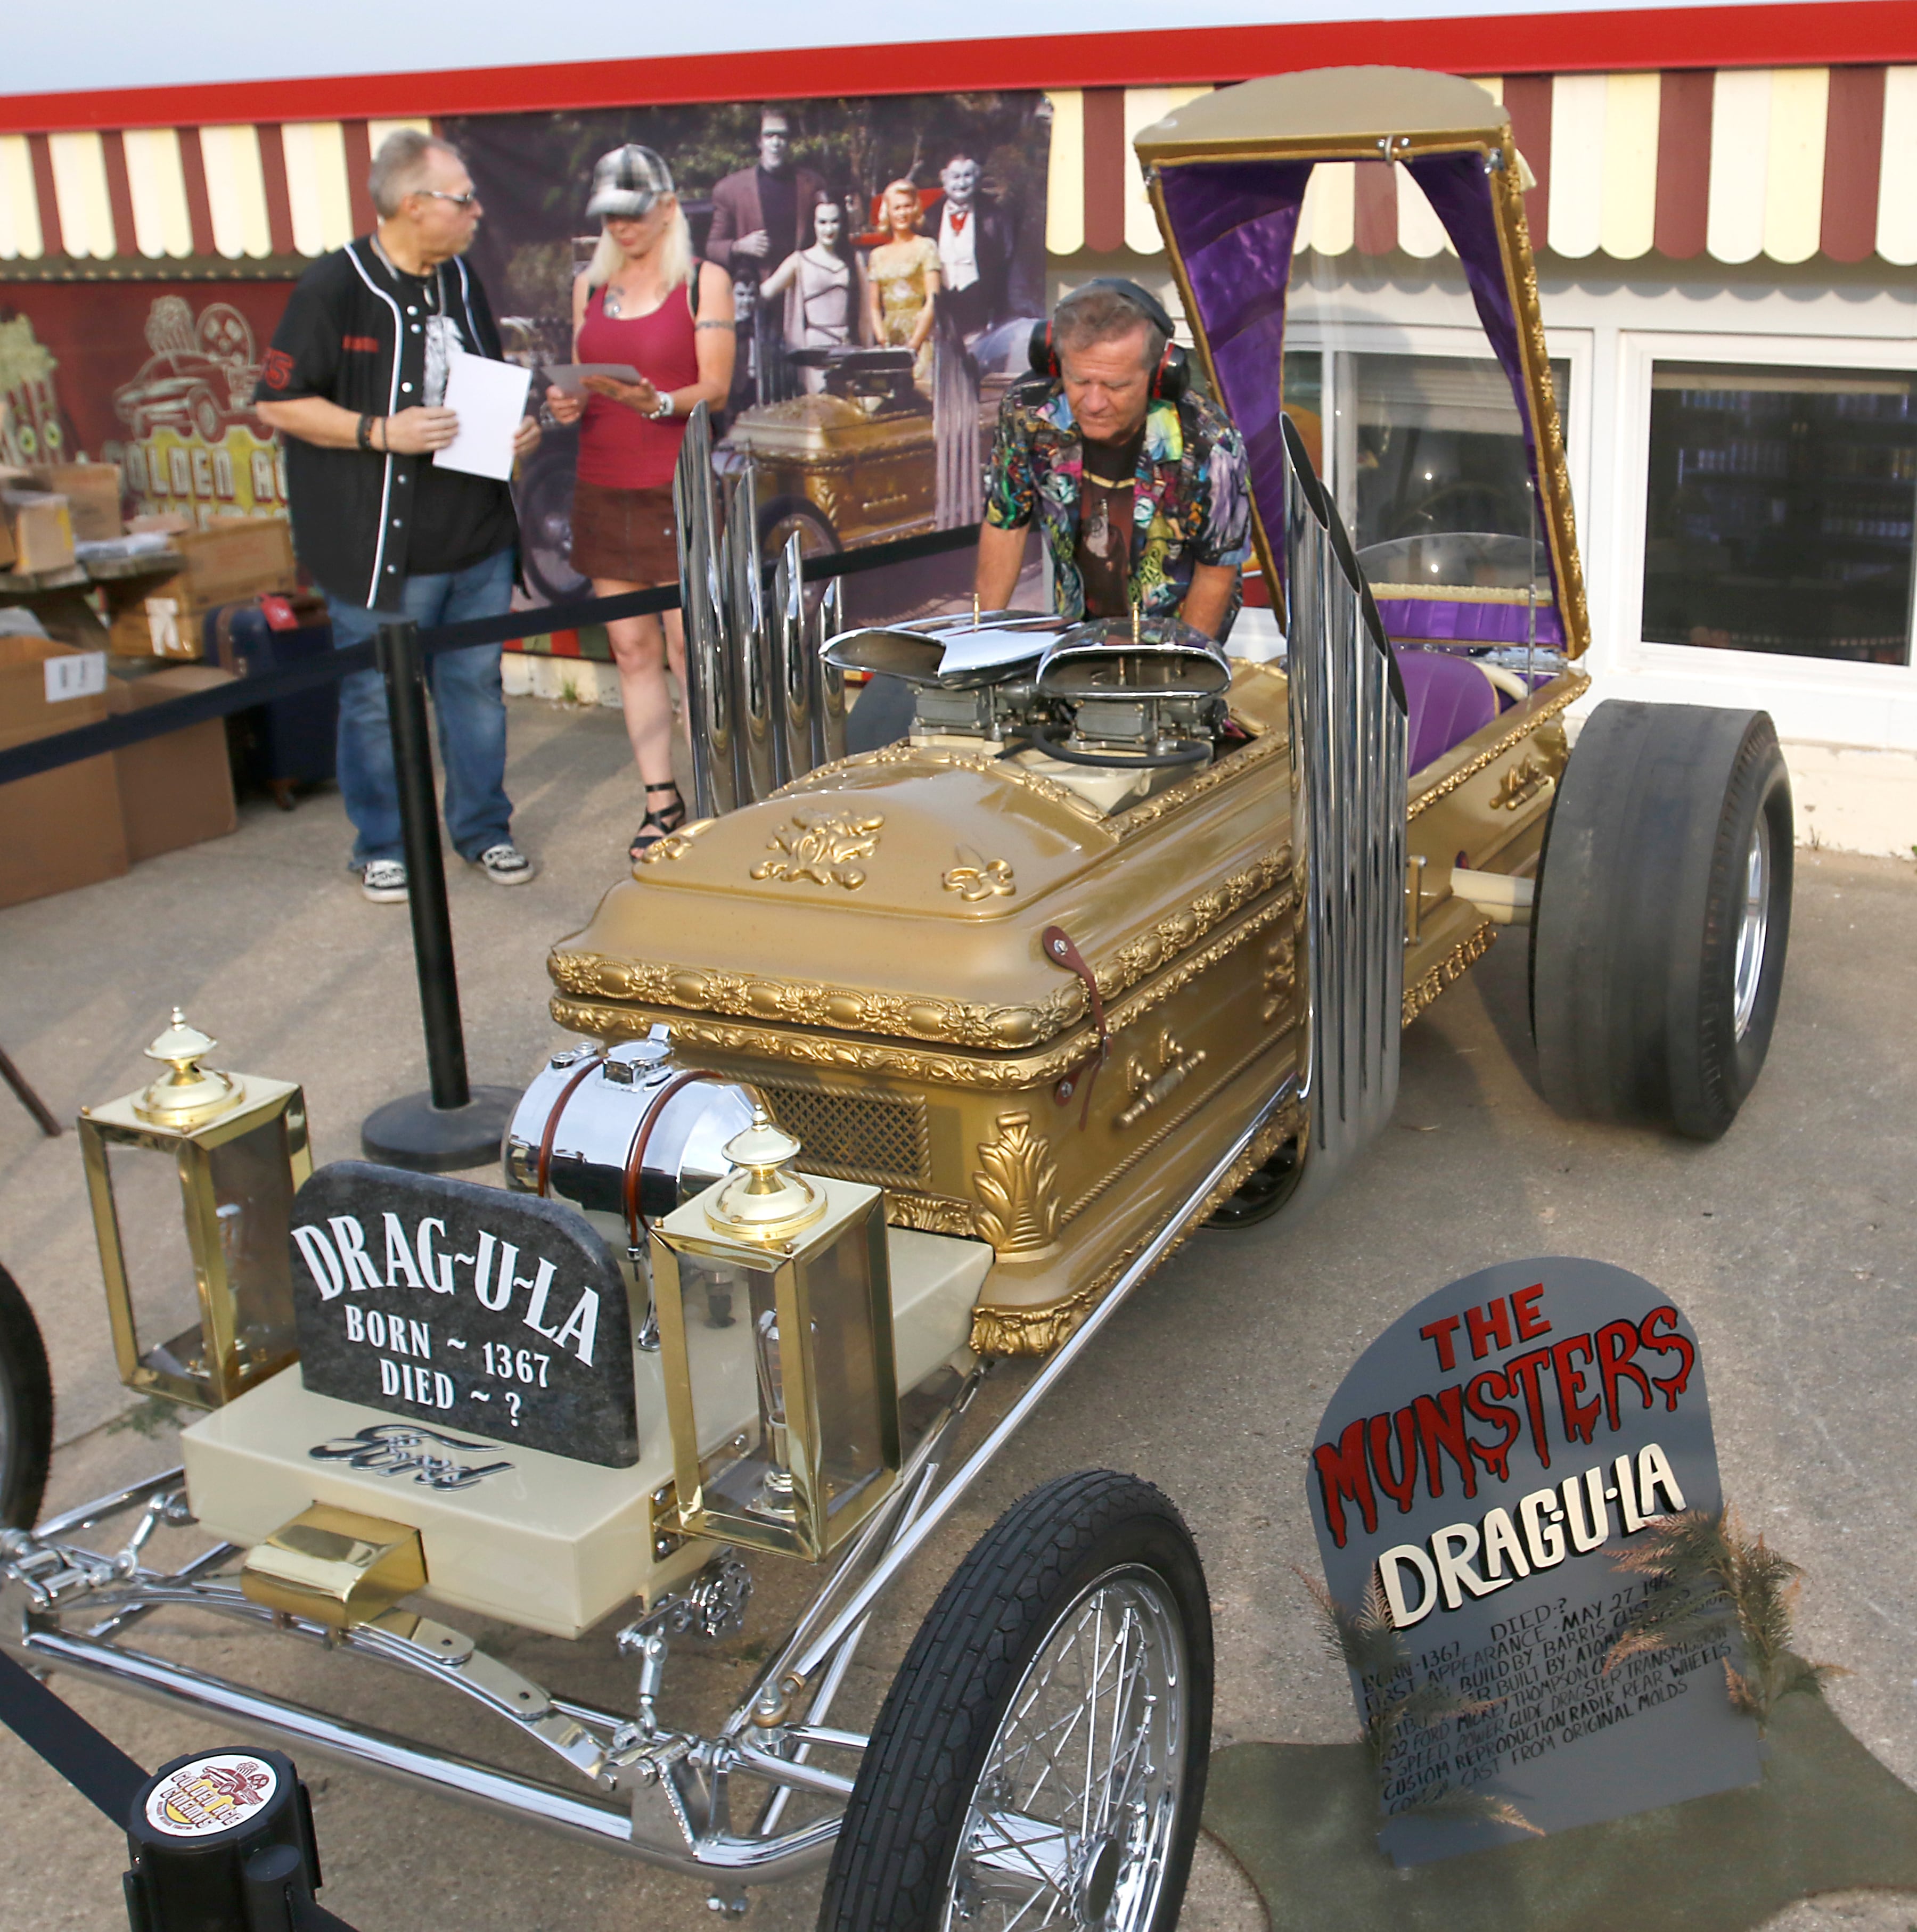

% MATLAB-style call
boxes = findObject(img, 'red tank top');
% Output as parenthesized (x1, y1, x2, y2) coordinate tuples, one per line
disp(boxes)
(575, 277, 701, 490)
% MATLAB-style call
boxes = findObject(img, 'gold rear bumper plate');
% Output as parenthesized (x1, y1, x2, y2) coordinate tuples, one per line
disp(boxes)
(240, 1504, 426, 1628)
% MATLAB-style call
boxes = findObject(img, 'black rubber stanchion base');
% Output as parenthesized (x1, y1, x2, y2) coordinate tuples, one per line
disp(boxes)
(360, 1087, 520, 1173)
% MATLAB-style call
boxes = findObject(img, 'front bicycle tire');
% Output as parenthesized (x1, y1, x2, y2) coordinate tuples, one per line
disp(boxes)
(819, 1469, 1212, 1932)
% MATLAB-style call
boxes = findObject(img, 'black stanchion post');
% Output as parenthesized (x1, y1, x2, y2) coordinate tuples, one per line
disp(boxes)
(359, 619, 519, 1172)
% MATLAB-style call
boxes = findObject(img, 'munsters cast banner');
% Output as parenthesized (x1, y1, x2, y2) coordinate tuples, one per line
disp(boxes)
(0, 92, 1050, 603)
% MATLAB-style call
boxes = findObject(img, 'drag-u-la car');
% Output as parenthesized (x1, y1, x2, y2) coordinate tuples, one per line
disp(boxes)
(0, 70, 1792, 1931)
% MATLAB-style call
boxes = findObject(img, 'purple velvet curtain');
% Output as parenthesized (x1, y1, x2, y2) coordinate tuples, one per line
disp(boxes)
(1157, 147, 1560, 614)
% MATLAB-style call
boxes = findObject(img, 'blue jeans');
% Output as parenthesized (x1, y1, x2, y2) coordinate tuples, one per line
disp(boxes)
(326, 549, 516, 869)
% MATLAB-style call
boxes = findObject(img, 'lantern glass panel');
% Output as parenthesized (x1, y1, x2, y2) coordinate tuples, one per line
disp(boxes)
(803, 1218, 888, 1525)
(203, 1116, 301, 1377)
(102, 1139, 206, 1383)
(670, 1251, 790, 1524)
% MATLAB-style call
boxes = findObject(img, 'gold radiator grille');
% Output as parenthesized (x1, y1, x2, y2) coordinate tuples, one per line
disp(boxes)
(757, 1082, 931, 1191)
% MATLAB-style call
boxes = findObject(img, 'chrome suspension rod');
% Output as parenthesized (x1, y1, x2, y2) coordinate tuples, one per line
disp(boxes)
(780, 1081, 1293, 1691)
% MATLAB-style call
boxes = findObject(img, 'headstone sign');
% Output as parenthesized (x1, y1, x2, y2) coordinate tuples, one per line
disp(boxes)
(1307, 1256, 1758, 1865)
(290, 1162, 638, 1466)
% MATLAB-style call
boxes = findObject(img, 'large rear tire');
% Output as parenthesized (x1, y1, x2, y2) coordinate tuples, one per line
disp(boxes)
(0, 1262, 53, 1530)
(1531, 700, 1792, 1140)
(818, 1470, 1211, 1932)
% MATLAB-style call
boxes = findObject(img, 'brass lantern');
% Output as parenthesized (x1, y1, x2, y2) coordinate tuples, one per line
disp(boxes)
(79, 1011, 312, 1409)
(650, 1105, 899, 1561)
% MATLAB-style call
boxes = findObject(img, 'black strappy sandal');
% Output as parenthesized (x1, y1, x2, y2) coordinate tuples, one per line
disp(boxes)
(630, 780, 687, 862)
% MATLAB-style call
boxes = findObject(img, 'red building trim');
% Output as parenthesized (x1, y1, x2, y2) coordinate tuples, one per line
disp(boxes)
(1653, 67, 1714, 259)
(24, 133, 62, 257)
(257, 124, 297, 259)
(3, 2, 1915, 135)
(1821, 64, 1886, 261)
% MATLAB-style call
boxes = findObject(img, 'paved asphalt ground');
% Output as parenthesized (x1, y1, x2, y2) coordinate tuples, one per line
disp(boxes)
(1, 696, 1912, 1932)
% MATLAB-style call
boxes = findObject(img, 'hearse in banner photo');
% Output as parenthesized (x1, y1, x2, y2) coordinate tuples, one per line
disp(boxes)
(0, 70, 1792, 1931)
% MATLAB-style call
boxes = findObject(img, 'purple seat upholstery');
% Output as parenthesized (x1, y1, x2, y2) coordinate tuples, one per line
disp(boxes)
(1392, 647, 1503, 775)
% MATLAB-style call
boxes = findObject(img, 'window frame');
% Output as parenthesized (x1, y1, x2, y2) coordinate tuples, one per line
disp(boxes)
(1611, 328, 1917, 701)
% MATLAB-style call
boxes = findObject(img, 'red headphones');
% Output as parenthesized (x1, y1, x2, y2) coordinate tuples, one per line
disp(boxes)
(1028, 278, 1192, 403)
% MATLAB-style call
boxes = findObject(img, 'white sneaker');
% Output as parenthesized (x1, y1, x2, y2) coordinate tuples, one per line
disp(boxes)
(361, 860, 408, 902)
(473, 842, 536, 886)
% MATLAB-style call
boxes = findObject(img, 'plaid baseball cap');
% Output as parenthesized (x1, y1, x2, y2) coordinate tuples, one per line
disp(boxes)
(587, 145, 674, 220)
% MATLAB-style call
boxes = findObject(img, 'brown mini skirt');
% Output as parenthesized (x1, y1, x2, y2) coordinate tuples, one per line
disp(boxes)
(570, 479, 679, 586)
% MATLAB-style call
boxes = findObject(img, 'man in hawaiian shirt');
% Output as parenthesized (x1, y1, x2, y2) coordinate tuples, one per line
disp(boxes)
(974, 280, 1251, 638)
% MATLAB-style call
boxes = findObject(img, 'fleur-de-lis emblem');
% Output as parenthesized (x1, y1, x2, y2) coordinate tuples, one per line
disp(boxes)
(941, 850, 1017, 901)
(750, 810, 884, 890)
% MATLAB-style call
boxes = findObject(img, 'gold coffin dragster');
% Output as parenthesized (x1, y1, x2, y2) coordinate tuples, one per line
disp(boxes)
(549, 667, 1304, 1360)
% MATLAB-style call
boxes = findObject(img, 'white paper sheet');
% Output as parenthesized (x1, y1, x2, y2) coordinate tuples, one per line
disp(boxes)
(542, 362, 644, 397)
(433, 351, 532, 481)
(936, 626, 1052, 678)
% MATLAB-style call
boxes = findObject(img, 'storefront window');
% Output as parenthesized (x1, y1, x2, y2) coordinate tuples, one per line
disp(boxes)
(1336, 352, 1569, 555)
(1642, 365, 1916, 667)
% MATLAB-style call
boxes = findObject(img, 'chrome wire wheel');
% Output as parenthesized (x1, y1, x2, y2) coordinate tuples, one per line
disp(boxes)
(818, 1470, 1211, 1932)
(1732, 810, 1771, 1041)
(946, 1567, 1187, 1931)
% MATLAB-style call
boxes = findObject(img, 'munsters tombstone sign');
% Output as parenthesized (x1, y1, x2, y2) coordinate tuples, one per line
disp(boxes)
(290, 1163, 637, 1466)
(1309, 1257, 1759, 1865)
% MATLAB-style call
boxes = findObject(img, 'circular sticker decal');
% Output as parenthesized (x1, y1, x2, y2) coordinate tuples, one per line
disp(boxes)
(143, 1755, 278, 1837)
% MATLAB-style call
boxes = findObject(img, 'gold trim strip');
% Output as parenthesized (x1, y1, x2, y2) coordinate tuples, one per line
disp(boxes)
(1107, 725, 1282, 837)
(551, 848, 1292, 1053)
(1403, 920, 1497, 1027)
(552, 887, 1296, 1092)
(1407, 670, 1587, 820)
(968, 1103, 1302, 1357)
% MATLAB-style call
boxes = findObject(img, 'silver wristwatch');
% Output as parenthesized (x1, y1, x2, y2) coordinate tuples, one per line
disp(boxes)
(648, 392, 676, 421)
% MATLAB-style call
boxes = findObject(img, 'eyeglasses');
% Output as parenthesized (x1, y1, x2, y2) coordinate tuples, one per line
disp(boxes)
(420, 190, 479, 209)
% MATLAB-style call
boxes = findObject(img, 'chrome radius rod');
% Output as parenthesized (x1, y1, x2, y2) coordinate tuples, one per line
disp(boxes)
(776, 1083, 1294, 1701)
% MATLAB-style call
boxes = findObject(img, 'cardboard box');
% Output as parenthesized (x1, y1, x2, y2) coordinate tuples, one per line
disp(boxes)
(108, 664, 239, 862)
(3, 492, 76, 574)
(0, 633, 129, 907)
(102, 516, 298, 659)
(28, 463, 122, 542)
(0, 512, 14, 570)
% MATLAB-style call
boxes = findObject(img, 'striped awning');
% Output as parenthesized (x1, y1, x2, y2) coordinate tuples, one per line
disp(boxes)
(1046, 67, 1917, 266)
(0, 118, 429, 266)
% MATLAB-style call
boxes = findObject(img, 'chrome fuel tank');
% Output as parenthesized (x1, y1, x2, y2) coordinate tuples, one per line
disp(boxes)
(504, 1031, 757, 1268)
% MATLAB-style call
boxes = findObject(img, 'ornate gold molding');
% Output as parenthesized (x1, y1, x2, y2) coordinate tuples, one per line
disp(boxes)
(550, 887, 1296, 1090)
(551, 852, 1291, 1053)
(941, 854, 1016, 901)
(884, 1193, 980, 1238)
(1407, 671, 1586, 820)
(1403, 921, 1498, 1027)
(1260, 928, 1296, 1023)
(972, 1113, 1061, 1253)
(968, 1103, 1301, 1357)
(750, 810, 883, 890)
(633, 818, 715, 868)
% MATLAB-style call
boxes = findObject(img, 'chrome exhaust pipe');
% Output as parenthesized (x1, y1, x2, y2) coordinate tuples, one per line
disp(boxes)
(671, 402, 739, 820)
(725, 464, 780, 805)
(1282, 413, 1407, 1201)
(771, 531, 813, 786)
(812, 573, 848, 770)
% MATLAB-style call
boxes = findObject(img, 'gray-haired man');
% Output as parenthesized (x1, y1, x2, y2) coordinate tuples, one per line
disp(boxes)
(256, 130, 540, 902)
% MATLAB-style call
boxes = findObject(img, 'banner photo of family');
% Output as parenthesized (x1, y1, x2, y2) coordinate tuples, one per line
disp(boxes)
(445, 93, 1052, 605)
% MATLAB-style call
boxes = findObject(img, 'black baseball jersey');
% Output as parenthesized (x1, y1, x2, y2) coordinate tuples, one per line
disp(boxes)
(255, 238, 518, 606)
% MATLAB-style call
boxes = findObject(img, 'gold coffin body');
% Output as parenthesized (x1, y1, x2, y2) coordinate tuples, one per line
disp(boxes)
(725, 392, 936, 549)
(551, 663, 1303, 1356)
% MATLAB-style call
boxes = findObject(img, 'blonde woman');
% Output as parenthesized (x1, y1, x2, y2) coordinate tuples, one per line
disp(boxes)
(545, 145, 735, 860)
(864, 179, 941, 395)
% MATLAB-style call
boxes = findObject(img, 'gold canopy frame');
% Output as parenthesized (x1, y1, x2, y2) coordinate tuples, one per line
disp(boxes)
(1135, 67, 1590, 660)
